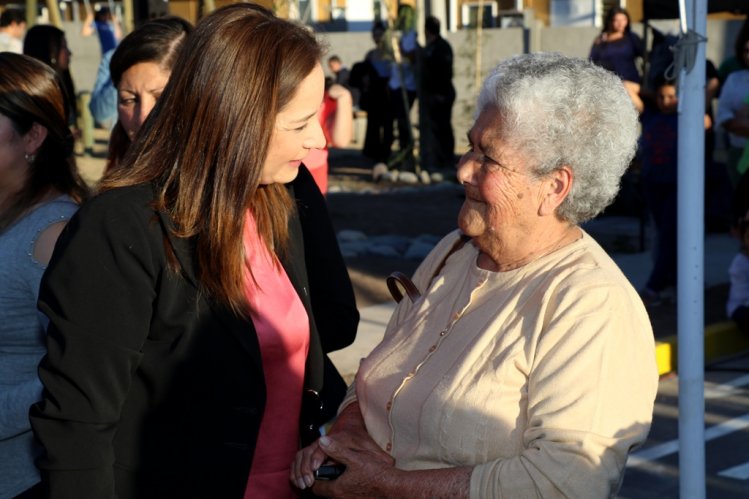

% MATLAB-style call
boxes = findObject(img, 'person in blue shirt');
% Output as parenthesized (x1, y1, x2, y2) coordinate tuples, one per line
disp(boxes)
(81, 5, 121, 56)
(88, 48, 117, 128)
(0, 52, 88, 499)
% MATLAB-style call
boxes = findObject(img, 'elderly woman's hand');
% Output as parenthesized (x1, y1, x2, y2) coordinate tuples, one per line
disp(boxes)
(290, 402, 394, 491)
(294, 431, 473, 498)
(306, 434, 398, 498)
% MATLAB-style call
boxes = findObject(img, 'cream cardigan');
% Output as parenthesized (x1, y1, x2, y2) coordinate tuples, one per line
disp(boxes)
(341, 230, 658, 498)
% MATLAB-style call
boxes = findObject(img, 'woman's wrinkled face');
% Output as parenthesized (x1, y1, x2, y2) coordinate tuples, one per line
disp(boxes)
(456, 105, 546, 256)
(261, 63, 326, 185)
(610, 13, 628, 34)
(117, 61, 171, 141)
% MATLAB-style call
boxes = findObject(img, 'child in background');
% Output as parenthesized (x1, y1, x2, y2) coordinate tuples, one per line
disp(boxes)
(633, 77, 679, 305)
(727, 210, 749, 333)
(633, 76, 711, 305)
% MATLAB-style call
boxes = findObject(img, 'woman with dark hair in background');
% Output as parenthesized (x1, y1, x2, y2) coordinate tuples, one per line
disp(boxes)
(589, 6, 643, 102)
(0, 53, 88, 499)
(30, 4, 357, 498)
(23, 25, 78, 130)
(105, 16, 192, 172)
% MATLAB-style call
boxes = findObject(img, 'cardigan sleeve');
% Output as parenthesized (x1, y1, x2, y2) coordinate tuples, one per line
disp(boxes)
(30, 190, 161, 498)
(470, 276, 658, 498)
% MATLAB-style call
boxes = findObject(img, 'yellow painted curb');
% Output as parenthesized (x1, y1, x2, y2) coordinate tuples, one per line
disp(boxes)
(655, 321, 749, 375)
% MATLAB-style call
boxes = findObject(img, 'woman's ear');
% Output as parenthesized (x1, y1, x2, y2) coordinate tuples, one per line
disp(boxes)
(539, 165, 573, 217)
(23, 122, 48, 156)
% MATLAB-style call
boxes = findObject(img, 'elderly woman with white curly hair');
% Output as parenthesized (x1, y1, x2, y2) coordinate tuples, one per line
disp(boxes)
(291, 52, 658, 498)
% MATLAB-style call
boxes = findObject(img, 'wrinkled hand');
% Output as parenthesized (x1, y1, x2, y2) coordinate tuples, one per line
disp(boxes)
(299, 435, 397, 498)
(291, 438, 329, 490)
(290, 402, 393, 493)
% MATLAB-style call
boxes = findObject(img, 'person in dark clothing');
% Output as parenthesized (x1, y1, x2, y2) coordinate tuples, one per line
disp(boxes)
(328, 55, 350, 87)
(387, 5, 418, 168)
(352, 22, 391, 163)
(328, 54, 358, 107)
(632, 76, 710, 305)
(419, 15, 456, 170)
(589, 6, 643, 105)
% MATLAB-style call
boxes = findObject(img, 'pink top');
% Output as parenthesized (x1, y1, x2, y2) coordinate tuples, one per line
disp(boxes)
(242, 211, 310, 499)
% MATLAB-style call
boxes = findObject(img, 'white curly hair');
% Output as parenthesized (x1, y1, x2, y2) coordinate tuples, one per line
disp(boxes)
(476, 52, 639, 224)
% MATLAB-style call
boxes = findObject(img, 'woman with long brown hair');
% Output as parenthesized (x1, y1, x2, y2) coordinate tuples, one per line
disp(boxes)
(30, 5, 357, 498)
(0, 53, 87, 499)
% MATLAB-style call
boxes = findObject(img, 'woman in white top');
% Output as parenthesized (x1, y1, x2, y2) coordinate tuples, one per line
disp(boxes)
(292, 53, 658, 499)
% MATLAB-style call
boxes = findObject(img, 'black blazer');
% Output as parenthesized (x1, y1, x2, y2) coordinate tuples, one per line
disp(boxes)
(30, 167, 358, 498)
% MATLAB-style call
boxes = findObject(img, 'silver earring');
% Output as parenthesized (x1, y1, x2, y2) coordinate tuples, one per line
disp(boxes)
(24, 153, 35, 163)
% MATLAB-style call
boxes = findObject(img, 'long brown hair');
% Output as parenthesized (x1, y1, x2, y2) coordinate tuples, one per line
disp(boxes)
(106, 16, 193, 171)
(0, 53, 88, 230)
(100, 4, 324, 316)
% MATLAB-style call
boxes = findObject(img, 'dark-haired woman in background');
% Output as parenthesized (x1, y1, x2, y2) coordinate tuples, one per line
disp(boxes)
(23, 25, 78, 130)
(0, 53, 88, 499)
(105, 16, 192, 172)
(30, 4, 357, 498)
(589, 6, 643, 103)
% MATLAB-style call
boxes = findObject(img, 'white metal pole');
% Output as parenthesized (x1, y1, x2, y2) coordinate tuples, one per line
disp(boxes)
(677, 0, 707, 497)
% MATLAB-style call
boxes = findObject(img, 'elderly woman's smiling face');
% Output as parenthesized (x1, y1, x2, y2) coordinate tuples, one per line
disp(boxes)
(457, 105, 552, 264)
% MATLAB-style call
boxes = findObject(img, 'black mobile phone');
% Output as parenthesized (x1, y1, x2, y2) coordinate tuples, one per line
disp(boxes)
(314, 464, 346, 480)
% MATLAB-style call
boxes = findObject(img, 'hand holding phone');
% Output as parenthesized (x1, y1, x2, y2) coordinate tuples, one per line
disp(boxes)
(314, 463, 346, 480)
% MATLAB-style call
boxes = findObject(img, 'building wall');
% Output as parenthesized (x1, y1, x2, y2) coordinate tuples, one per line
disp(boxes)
(60, 14, 745, 152)
(320, 17, 745, 151)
